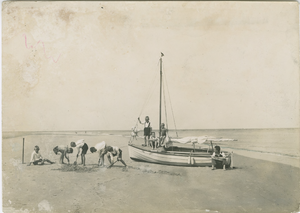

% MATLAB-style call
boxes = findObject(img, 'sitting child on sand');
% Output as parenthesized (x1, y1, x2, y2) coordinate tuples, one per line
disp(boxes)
(90, 141, 107, 167)
(211, 145, 226, 170)
(101, 145, 127, 168)
(70, 139, 89, 166)
(27, 146, 55, 166)
(53, 145, 73, 164)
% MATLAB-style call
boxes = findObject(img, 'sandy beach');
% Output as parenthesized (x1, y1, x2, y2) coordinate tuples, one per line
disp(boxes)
(2, 132, 300, 213)
(2, 1, 299, 212)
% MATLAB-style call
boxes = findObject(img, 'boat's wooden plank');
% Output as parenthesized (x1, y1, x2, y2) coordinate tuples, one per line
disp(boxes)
(128, 144, 224, 167)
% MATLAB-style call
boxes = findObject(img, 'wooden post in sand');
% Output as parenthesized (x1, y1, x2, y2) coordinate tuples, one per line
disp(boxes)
(22, 138, 25, 164)
(231, 151, 234, 169)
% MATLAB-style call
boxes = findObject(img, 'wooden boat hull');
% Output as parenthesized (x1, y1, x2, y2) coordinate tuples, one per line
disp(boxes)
(128, 144, 231, 167)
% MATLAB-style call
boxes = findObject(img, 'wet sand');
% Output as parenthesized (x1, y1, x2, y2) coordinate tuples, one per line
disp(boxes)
(2, 133, 300, 213)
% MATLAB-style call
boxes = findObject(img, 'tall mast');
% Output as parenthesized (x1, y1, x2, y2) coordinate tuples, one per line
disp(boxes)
(159, 52, 164, 139)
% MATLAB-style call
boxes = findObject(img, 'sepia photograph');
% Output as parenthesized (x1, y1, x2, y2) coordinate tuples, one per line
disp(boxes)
(2, 1, 300, 213)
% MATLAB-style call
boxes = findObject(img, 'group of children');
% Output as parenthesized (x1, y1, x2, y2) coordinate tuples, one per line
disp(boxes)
(28, 139, 127, 168)
(27, 116, 228, 171)
(138, 116, 168, 150)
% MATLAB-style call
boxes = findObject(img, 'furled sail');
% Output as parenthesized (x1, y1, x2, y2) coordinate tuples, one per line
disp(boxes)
(168, 136, 208, 144)
(167, 136, 237, 145)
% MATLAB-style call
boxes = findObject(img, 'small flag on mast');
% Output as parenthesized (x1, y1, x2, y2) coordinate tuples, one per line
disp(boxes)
(161, 52, 164, 57)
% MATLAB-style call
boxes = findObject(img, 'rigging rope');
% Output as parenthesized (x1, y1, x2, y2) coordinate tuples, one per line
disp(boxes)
(162, 74, 168, 130)
(163, 63, 179, 138)
(134, 56, 179, 139)
(138, 76, 157, 117)
(135, 59, 160, 129)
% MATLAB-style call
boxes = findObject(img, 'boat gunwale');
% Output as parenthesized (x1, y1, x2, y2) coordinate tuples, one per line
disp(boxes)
(128, 144, 231, 158)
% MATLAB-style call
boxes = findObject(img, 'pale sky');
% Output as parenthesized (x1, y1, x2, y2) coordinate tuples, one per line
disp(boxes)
(2, 1, 299, 131)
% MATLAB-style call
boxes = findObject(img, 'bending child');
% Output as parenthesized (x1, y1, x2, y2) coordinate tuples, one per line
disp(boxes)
(53, 145, 73, 164)
(28, 146, 55, 166)
(102, 146, 127, 168)
(90, 141, 106, 167)
(70, 139, 89, 166)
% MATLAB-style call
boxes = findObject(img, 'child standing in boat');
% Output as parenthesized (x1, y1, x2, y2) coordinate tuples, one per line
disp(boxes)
(160, 123, 168, 146)
(138, 116, 151, 146)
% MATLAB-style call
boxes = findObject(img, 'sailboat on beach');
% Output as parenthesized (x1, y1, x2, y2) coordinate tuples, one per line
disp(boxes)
(128, 53, 234, 167)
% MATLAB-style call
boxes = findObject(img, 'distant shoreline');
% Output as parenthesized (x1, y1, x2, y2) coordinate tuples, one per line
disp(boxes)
(2, 127, 299, 132)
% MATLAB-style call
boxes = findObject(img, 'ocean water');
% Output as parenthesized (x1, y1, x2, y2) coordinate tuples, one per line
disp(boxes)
(170, 128, 300, 158)
(3, 128, 299, 158)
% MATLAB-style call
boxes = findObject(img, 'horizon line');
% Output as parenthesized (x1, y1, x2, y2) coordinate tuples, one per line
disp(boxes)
(2, 127, 299, 132)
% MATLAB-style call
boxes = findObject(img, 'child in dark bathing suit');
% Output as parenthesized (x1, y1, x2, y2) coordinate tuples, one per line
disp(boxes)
(70, 139, 89, 166)
(138, 116, 151, 146)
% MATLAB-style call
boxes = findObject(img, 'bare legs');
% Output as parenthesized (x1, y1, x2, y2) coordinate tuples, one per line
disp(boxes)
(44, 159, 55, 164)
(144, 136, 148, 146)
(59, 151, 69, 164)
(81, 154, 86, 166)
(98, 155, 105, 167)
(106, 153, 127, 168)
(32, 158, 54, 165)
(160, 136, 166, 146)
(211, 158, 226, 170)
(60, 153, 64, 164)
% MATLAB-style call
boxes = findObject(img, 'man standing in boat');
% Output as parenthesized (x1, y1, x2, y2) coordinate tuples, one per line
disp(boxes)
(138, 116, 151, 146)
